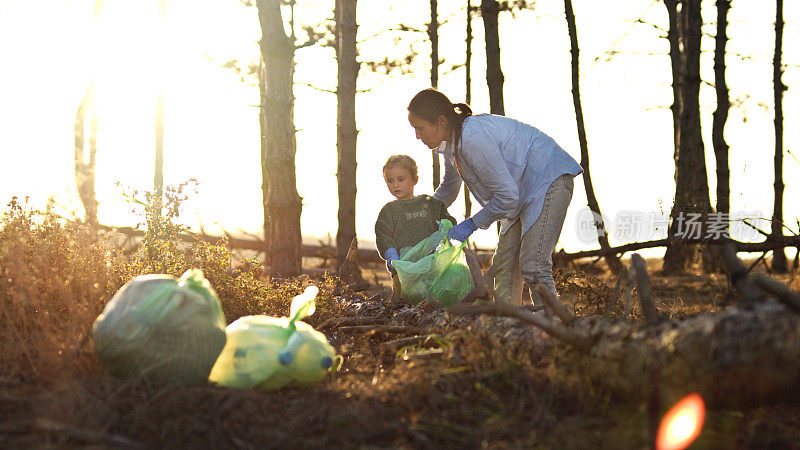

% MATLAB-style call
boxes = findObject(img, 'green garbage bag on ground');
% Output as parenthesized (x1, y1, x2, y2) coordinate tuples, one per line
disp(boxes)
(208, 285, 339, 391)
(92, 269, 227, 386)
(393, 220, 474, 306)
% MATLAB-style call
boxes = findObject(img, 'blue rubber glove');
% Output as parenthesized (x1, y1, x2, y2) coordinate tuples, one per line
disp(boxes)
(384, 247, 400, 272)
(448, 218, 478, 242)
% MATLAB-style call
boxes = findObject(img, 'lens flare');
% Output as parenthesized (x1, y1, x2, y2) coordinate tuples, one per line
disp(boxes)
(656, 392, 706, 450)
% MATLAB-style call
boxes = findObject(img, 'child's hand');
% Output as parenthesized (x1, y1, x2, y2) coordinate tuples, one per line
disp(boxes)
(448, 218, 477, 242)
(384, 248, 400, 271)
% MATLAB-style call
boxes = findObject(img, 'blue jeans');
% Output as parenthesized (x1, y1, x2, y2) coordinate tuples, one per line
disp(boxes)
(493, 174, 574, 309)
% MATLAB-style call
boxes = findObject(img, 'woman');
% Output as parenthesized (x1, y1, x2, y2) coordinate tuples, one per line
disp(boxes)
(407, 88, 582, 313)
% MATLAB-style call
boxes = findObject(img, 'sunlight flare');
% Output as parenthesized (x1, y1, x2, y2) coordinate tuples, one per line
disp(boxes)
(656, 392, 706, 450)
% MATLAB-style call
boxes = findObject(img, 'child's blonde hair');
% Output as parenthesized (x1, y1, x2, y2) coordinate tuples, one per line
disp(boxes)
(383, 155, 419, 182)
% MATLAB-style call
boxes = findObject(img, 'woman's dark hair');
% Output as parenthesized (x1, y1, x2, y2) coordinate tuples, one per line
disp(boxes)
(408, 88, 472, 162)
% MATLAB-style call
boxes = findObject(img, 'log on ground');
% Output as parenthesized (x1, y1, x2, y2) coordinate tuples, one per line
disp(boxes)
(565, 301, 800, 408)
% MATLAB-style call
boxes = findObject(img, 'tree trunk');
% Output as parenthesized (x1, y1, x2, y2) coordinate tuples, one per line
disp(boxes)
(712, 0, 731, 220)
(771, 0, 788, 273)
(257, 57, 271, 268)
(73, 0, 103, 231)
(481, 0, 504, 115)
(74, 85, 99, 229)
(429, 0, 441, 190)
(663, 0, 711, 274)
(154, 96, 164, 200)
(564, 0, 621, 274)
(336, 0, 359, 265)
(664, 0, 683, 184)
(257, 0, 303, 277)
(154, 0, 166, 204)
(664, 0, 682, 167)
(464, 0, 473, 218)
(700, 0, 733, 274)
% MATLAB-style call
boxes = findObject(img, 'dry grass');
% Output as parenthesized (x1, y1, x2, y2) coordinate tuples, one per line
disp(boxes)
(0, 198, 119, 385)
(0, 194, 328, 388)
(2, 194, 800, 448)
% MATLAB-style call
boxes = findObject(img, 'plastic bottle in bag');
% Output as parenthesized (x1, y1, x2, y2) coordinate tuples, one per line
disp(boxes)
(208, 286, 339, 390)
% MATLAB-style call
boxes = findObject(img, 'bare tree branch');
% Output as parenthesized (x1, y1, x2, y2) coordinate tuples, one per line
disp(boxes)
(296, 81, 336, 94)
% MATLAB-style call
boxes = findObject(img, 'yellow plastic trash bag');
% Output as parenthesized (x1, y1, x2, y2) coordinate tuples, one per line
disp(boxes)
(393, 220, 474, 306)
(92, 269, 227, 386)
(208, 286, 339, 391)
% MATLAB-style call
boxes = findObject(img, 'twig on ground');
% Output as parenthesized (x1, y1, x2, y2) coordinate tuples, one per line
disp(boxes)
(631, 253, 660, 326)
(338, 325, 422, 336)
(345, 281, 372, 292)
(380, 334, 440, 354)
(319, 316, 384, 331)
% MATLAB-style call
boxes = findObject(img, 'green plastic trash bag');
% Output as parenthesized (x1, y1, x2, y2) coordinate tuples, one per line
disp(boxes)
(393, 220, 475, 306)
(208, 285, 339, 391)
(92, 269, 227, 386)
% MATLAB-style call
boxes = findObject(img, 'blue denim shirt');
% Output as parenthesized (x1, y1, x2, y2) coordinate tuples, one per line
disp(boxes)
(433, 114, 583, 235)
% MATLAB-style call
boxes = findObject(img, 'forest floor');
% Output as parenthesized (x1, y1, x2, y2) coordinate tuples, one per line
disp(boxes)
(2, 222, 800, 449)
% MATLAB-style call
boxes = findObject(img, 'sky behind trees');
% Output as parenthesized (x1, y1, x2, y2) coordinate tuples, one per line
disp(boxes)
(0, 0, 798, 255)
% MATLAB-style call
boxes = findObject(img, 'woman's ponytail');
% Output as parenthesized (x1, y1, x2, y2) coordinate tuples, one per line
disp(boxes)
(453, 102, 473, 118)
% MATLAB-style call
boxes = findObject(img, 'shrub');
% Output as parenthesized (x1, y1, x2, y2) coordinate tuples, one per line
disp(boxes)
(0, 184, 328, 387)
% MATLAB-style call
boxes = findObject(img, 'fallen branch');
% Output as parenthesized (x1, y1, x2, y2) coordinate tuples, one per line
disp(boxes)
(718, 243, 764, 304)
(568, 301, 800, 407)
(462, 249, 492, 303)
(98, 223, 494, 265)
(534, 283, 575, 326)
(556, 235, 800, 262)
(751, 273, 800, 313)
(448, 302, 593, 351)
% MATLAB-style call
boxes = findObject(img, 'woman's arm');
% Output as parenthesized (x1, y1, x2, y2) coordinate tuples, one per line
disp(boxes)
(434, 198, 458, 227)
(432, 155, 461, 207)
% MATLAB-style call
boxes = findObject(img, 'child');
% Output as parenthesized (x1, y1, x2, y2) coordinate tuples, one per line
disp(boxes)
(375, 155, 457, 299)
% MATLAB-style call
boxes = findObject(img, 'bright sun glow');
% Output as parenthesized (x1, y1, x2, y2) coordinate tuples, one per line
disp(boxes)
(656, 393, 706, 450)
(1, 1, 798, 252)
